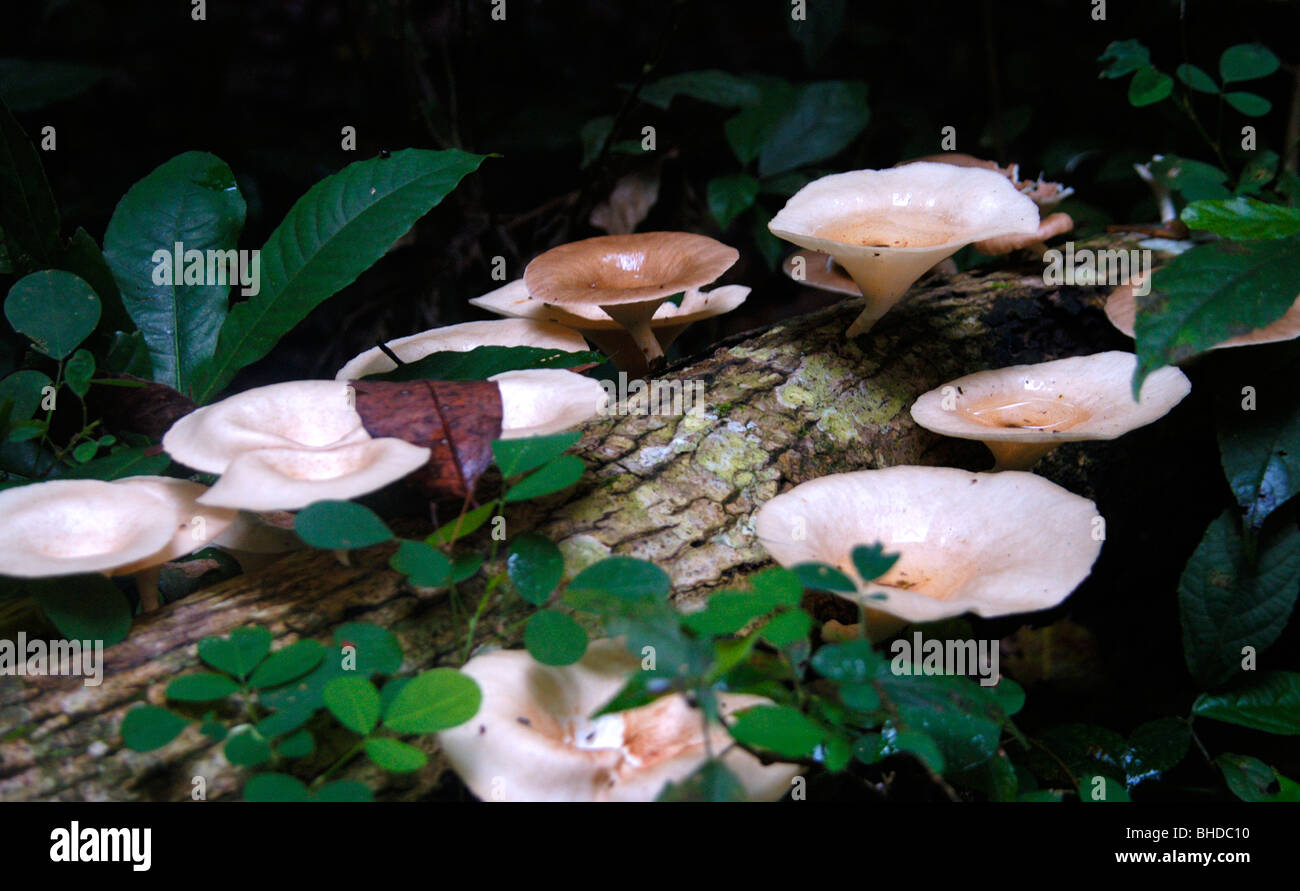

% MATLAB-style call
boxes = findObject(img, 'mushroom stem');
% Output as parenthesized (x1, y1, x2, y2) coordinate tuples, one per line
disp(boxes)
(133, 565, 163, 612)
(846, 302, 893, 338)
(986, 441, 1059, 472)
(583, 330, 651, 378)
(600, 302, 666, 371)
(332, 549, 352, 567)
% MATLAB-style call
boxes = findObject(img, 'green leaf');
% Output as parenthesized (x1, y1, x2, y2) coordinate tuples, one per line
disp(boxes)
(1123, 717, 1191, 785)
(383, 668, 481, 733)
(243, 773, 309, 802)
(364, 737, 428, 773)
(524, 609, 589, 666)
(257, 622, 404, 724)
(728, 704, 824, 758)
(0, 97, 60, 268)
(1128, 67, 1172, 107)
(249, 640, 326, 689)
(1220, 43, 1280, 83)
(389, 539, 451, 587)
(1217, 753, 1300, 801)
(1134, 235, 1300, 387)
(851, 543, 899, 582)
(54, 445, 170, 482)
(706, 174, 759, 230)
(313, 780, 373, 802)
(1183, 197, 1300, 239)
(683, 590, 779, 636)
(750, 567, 803, 606)
(196, 149, 485, 401)
(639, 70, 762, 110)
(657, 759, 749, 801)
(757, 81, 869, 178)
(894, 729, 945, 773)
(428, 501, 498, 545)
(1180, 511, 1300, 686)
(64, 349, 94, 398)
(989, 677, 1026, 717)
(579, 116, 613, 169)
(793, 562, 856, 593)
(1080, 774, 1130, 802)
(1194, 671, 1300, 734)
(1224, 92, 1272, 117)
(277, 729, 314, 759)
(507, 533, 564, 605)
(567, 556, 670, 603)
(121, 706, 188, 751)
(1031, 723, 1129, 786)
(1175, 63, 1220, 94)
(1236, 152, 1280, 197)
(323, 676, 382, 735)
(197, 626, 273, 680)
(1150, 156, 1231, 202)
(876, 672, 1005, 772)
(491, 432, 581, 477)
(5, 270, 100, 359)
(503, 454, 586, 502)
(760, 609, 813, 648)
(224, 727, 273, 767)
(0, 370, 50, 426)
(166, 672, 240, 702)
(786, 0, 845, 66)
(1217, 361, 1300, 530)
(812, 640, 882, 682)
(30, 574, 132, 646)
(102, 152, 246, 396)
(364, 345, 601, 382)
(294, 500, 393, 549)
(1098, 39, 1152, 79)
(450, 552, 483, 583)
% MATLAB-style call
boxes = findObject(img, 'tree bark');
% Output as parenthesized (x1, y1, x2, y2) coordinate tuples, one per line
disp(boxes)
(0, 236, 1157, 801)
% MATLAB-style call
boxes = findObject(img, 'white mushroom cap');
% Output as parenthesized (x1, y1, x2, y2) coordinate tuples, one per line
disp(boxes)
(195, 438, 432, 511)
(163, 380, 367, 474)
(909, 351, 1192, 470)
(334, 318, 590, 381)
(0, 479, 178, 577)
(768, 163, 1040, 335)
(753, 466, 1103, 625)
(112, 477, 237, 571)
(212, 511, 304, 554)
(438, 639, 800, 801)
(1106, 279, 1300, 351)
(492, 368, 610, 439)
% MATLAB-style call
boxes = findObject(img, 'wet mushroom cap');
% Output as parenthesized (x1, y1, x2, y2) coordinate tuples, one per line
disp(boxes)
(195, 438, 432, 511)
(438, 639, 799, 801)
(112, 476, 237, 571)
(909, 351, 1191, 446)
(754, 466, 1103, 623)
(523, 232, 739, 310)
(492, 368, 610, 439)
(0, 480, 178, 577)
(334, 318, 589, 381)
(1106, 281, 1300, 351)
(163, 380, 366, 474)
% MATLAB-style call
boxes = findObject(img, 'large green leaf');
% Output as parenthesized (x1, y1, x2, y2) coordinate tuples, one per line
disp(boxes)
(757, 81, 869, 178)
(1134, 236, 1300, 390)
(1183, 198, 1300, 239)
(876, 672, 1006, 773)
(0, 97, 60, 269)
(1180, 511, 1300, 687)
(5, 270, 100, 359)
(196, 149, 485, 402)
(102, 152, 246, 396)
(1193, 671, 1300, 734)
(639, 70, 762, 109)
(706, 174, 759, 230)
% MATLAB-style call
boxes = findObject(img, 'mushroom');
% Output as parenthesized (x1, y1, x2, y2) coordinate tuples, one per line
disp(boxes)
(973, 212, 1075, 256)
(909, 351, 1192, 471)
(334, 318, 590, 381)
(899, 153, 1076, 208)
(470, 279, 750, 376)
(780, 249, 861, 296)
(0, 477, 233, 611)
(437, 639, 800, 801)
(493, 369, 611, 439)
(211, 510, 305, 573)
(522, 232, 740, 373)
(195, 439, 433, 511)
(768, 163, 1041, 336)
(753, 466, 1103, 633)
(1106, 278, 1300, 352)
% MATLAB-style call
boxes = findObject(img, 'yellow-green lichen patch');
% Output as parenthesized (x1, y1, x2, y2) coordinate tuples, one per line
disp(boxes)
(558, 534, 612, 577)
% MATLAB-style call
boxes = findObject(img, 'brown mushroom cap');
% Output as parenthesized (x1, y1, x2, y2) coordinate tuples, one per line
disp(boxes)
(0, 480, 178, 578)
(909, 351, 1192, 471)
(1106, 279, 1300, 351)
(437, 639, 799, 801)
(334, 318, 589, 381)
(754, 466, 1103, 626)
(974, 212, 1074, 255)
(780, 249, 862, 296)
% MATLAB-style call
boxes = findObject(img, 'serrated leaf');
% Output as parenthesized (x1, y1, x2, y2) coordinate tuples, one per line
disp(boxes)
(1193, 671, 1300, 734)
(195, 149, 485, 402)
(323, 676, 382, 735)
(102, 151, 245, 395)
(5, 270, 100, 359)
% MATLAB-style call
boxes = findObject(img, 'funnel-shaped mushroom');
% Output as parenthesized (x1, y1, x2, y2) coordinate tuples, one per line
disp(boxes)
(768, 163, 1040, 336)
(523, 233, 739, 372)
(1106, 280, 1300, 352)
(438, 639, 799, 801)
(909, 351, 1192, 471)
(754, 467, 1102, 630)
(493, 369, 610, 439)
(334, 318, 589, 381)
(470, 279, 749, 375)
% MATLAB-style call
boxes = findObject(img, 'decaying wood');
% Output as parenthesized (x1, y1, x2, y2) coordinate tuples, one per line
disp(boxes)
(0, 236, 1163, 801)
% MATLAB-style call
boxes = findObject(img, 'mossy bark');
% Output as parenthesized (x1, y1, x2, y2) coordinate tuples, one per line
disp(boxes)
(0, 237, 1153, 801)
